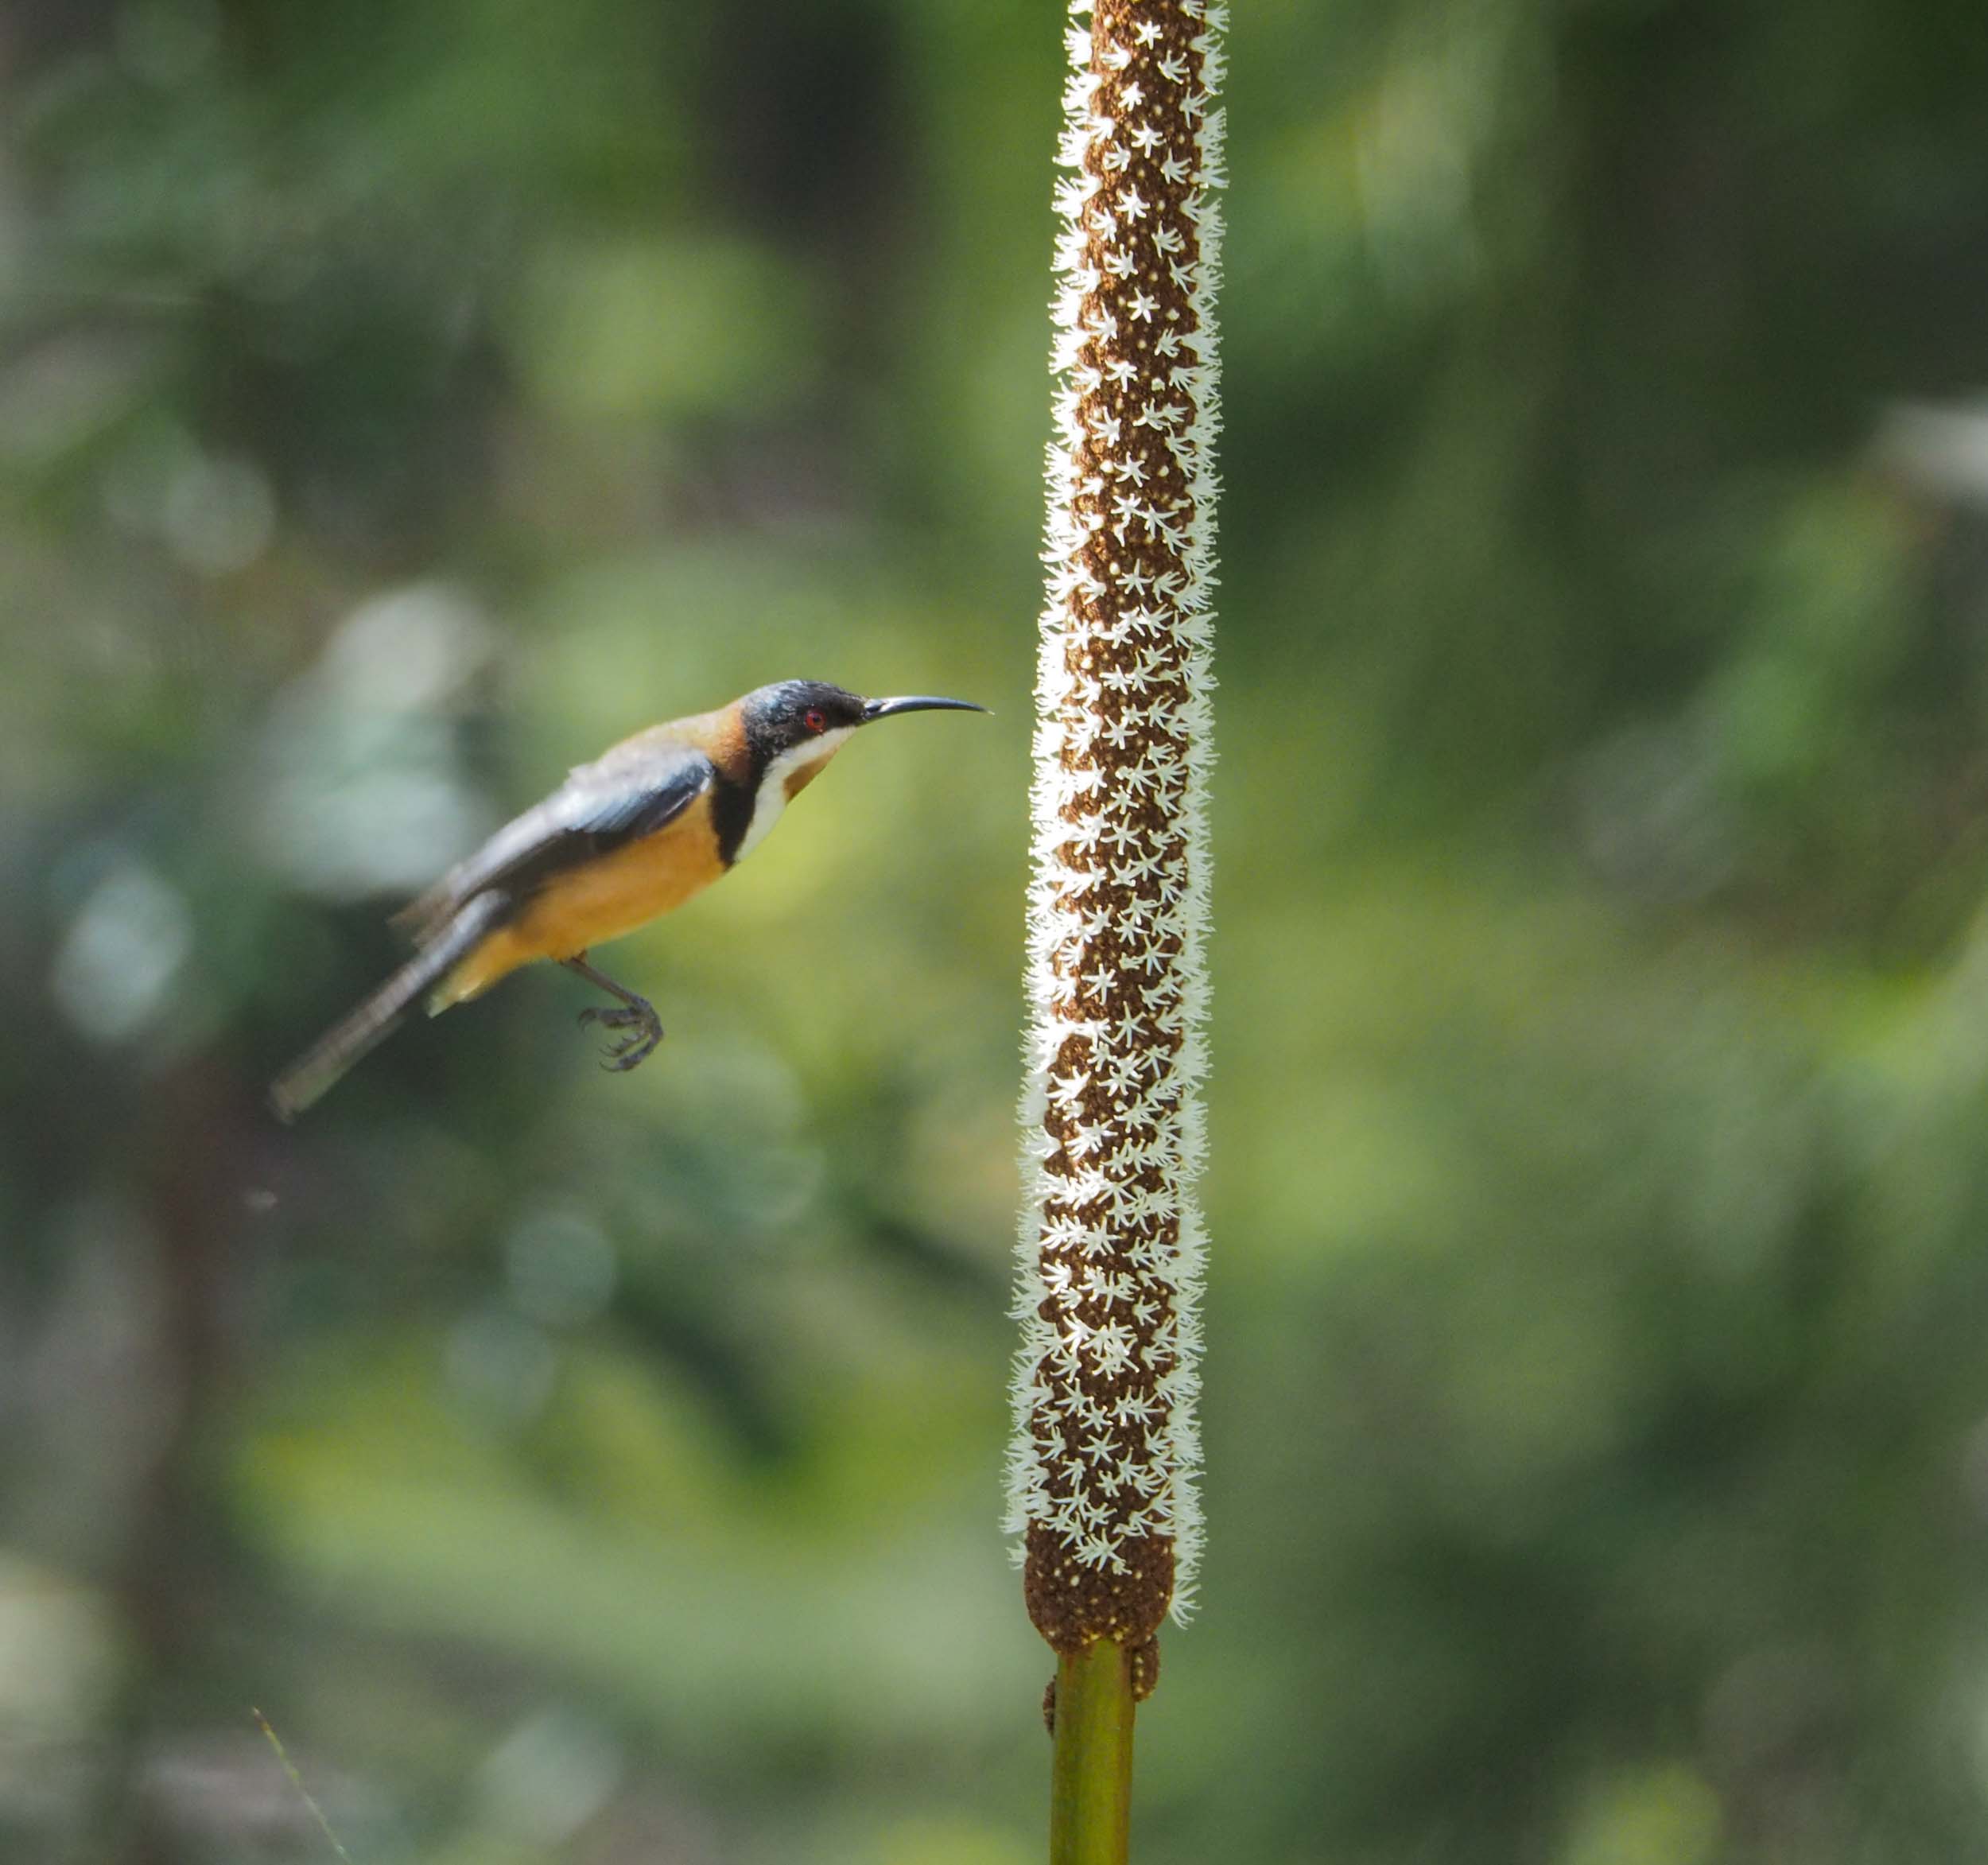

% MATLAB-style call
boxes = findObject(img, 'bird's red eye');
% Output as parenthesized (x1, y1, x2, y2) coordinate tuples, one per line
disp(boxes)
(804, 708, 827, 732)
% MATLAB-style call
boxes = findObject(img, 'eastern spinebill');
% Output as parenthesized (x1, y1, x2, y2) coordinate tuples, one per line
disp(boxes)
(270, 680, 985, 1120)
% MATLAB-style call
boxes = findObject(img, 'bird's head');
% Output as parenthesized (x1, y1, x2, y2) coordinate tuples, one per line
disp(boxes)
(740, 680, 985, 796)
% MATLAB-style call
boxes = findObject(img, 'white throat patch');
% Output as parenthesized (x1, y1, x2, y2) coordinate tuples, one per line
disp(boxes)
(736, 727, 853, 861)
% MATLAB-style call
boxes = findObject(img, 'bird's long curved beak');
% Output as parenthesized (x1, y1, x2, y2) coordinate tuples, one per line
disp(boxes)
(860, 694, 988, 722)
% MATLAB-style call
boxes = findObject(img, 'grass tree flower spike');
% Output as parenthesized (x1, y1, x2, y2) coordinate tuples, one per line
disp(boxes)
(1010, 0, 1225, 1692)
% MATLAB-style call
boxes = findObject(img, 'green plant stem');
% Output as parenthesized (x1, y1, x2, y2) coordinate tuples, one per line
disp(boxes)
(1050, 1637, 1136, 1864)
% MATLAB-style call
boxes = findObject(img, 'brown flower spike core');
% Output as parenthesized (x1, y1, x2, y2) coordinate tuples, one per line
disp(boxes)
(1009, 0, 1224, 1685)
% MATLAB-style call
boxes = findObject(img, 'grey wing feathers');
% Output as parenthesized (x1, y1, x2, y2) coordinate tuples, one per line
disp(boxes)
(394, 740, 714, 944)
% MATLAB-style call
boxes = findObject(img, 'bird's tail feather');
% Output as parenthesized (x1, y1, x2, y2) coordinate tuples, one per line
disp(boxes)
(270, 894, 507, 1121)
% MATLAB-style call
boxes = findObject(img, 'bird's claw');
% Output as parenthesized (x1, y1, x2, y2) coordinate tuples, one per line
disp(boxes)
(579, 999, 663, 1072)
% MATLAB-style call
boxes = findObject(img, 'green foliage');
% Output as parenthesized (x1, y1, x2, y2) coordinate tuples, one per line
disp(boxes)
(5, 0, 1988, 1860)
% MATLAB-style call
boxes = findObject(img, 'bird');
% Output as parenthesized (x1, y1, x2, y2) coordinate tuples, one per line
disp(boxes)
(270, 679, 985, 1119)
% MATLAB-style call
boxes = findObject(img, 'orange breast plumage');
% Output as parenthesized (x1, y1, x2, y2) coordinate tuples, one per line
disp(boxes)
(433, 802, 727, 1006)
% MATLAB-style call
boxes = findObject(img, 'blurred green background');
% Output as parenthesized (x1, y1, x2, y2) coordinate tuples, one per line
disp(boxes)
(7, 0, 1988, 1859)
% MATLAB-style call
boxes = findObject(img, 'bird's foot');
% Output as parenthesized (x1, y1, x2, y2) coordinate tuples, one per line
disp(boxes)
(577, 998, 664, 1072)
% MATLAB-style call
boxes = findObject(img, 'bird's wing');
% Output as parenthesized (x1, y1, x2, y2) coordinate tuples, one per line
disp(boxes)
(394, 736, 716, 944)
